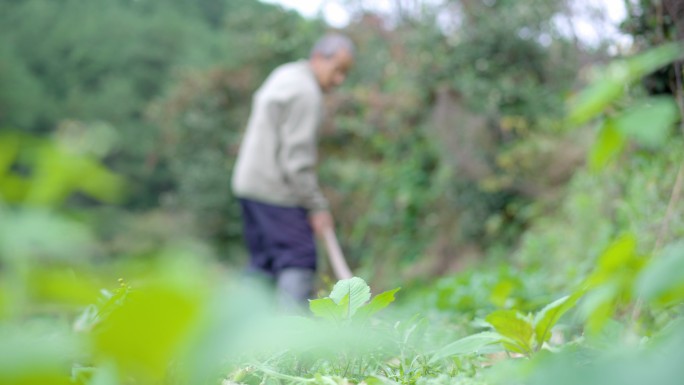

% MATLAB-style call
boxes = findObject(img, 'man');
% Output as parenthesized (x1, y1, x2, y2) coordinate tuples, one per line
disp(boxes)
(231, 33, 354, 307)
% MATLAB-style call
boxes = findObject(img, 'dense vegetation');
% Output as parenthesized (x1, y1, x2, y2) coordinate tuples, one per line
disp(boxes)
(1, 0, 683, 384)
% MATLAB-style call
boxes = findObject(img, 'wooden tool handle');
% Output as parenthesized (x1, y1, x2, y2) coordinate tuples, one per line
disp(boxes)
(321, 228, 353, 280)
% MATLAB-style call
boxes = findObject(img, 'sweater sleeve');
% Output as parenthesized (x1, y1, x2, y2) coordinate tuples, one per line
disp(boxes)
(277, 91, 328, 211)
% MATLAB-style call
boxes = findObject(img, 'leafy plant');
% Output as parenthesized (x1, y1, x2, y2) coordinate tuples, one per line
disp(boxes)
(567, 42, 684, 172)
(309, 277, 400, 324)
(432, 292, 581, 360)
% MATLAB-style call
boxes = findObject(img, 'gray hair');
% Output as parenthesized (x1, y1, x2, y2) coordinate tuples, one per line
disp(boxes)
(310, 33, 355, 59)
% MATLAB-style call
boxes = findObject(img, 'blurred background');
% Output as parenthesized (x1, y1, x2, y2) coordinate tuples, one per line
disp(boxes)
(1, 0, 682, 288)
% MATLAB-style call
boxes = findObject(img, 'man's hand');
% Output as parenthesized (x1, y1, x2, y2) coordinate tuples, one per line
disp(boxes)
(309, 210, 334, 236)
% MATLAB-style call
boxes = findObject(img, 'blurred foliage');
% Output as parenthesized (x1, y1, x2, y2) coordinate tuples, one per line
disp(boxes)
(0, 0, 321, 211)
(0, 0, 592, 278)
(621, 0, 684, 97)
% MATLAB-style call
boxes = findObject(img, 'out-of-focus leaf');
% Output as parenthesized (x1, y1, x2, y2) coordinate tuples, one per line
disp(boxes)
(588, 120, 625, 172)
(0, 174, 30, 202)
(77, 160, 126, 203)
(587, 234, 637, 286)
(0, 208, 96, 262)
(26, 146, 126, 206)
(533, 292, 582, 347)
(486, 310, 534, 354)
(0, 326, 81, 385)
(329, 277, 371, 318)
(489, 279, 516, 308)
(27, 268, 101, 306)
(430, 332, 503, 363)
(613, 97, 678, 147)
(579, 281, 619, 335)
(92, 280, 204, 380)
(355, 287, 400, 322)
(568, 76, 625, 126)
(568, 42, 683, 126)
(636, 241, 684, 305)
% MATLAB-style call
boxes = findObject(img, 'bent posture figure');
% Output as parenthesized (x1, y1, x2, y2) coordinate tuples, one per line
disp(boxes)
(232, 33, 355, 307)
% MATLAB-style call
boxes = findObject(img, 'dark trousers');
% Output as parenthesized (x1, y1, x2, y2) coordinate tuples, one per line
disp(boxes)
(238, 198, 317, 277)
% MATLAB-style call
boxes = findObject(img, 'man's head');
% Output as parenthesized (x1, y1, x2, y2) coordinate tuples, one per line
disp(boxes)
(309, 33, 355, 92)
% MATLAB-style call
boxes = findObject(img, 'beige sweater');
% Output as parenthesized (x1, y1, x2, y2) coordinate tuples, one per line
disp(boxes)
(231, 60, 328, 211)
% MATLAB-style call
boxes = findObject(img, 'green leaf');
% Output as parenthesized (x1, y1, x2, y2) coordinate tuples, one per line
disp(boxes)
(636, 241, 684, 304)
(588, 120, 626, 172)
(92, 282, 204, 380)
(626, 42, 684, 80)
(0, 326, 80, 385)
(568, 42, 683, 126)
(0, 208, 96, 263)
(567, 76, 625, 126)
(613, 97, 678, 147)
(355, 287, 400, 321)
(309, 297, 344, 321)
(489, 279, 517, 308)
(329, 277, 371, 318)
(430, 332, 503, 362)
(485, 310, 534, 354)
(579, 281, 620, 335)
(586, 234, 638, 286)
(533, 292, 582, 347)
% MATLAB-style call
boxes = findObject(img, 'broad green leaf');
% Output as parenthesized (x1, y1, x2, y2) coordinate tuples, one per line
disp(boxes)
(579, 281, 620, 335)
(0, 174, 30, 202)
(0, 326, 80, 385)
(533, 292, 582, 347)
(430, 332, 503, 363)
(309, 297, 344, 321)
(614, 97, 678, 147)
(568, 42, 683, 126)
(567, 76, 625, 126)
(26, 146, 125, 206)
(355, 287, 400, 321)
(77, 160, 126, 203)
(598, 234, 637, 270)
(27, 268, 101, 306)
(92, 282, 204, 380)
(625, 42, 684, 80)
(485, 310, 534, 354)
(0, 208, 96, 263)
(489, 279, 516, 308)
(329, 277, 371, 318)
(636, 241, 684, 304)
(588, 120, 625, 172)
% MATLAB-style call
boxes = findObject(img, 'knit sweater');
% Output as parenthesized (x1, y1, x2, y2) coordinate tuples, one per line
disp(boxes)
(231, 60, 328, 211)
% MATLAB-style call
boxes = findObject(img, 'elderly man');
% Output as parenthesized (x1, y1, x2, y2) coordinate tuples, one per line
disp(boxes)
(231, 33, 354, 307)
